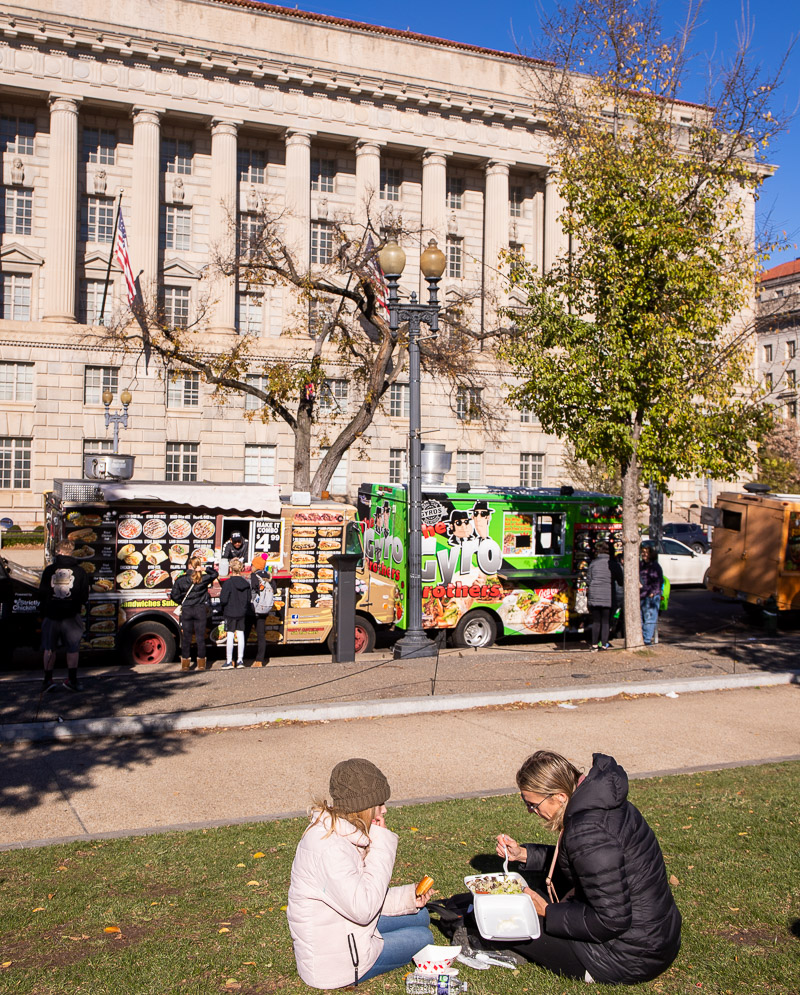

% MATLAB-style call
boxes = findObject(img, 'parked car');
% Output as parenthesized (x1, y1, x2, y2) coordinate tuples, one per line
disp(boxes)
(642, 538, 711, 586)
(662, 522, 711, 553)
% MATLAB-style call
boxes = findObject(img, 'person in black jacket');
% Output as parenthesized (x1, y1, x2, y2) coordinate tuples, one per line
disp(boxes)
(170, 556, 219, 671)
(586, 541, 623, 651)
(220, 557, 251, 669)
(39, 540, 91, 692)
(496, 751, 681, 984)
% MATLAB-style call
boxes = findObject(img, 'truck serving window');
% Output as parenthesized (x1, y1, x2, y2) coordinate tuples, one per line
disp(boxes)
(721, 510, 742, 532)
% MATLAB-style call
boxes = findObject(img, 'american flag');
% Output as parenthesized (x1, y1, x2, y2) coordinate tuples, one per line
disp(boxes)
(114, 207, 137, 306)
(364, 234, 388, 317)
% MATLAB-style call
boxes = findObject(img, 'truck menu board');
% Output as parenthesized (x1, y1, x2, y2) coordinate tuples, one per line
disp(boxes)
(116, 513, 218, 591)
(288, 509, 344, 610)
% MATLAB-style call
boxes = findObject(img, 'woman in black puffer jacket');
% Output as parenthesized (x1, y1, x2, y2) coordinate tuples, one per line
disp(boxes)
(496, 751, 681, 984)
(170, 557, 219, 672)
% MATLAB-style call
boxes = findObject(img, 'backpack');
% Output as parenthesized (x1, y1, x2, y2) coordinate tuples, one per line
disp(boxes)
(251, 575, 275, 615)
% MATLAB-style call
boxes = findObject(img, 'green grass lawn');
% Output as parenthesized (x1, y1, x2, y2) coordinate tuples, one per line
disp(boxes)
(1, 762, 798, 995)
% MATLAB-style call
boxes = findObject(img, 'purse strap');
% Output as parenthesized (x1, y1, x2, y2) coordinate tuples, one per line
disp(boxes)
(181, 581, 195, 603)
(545, 831, 563, 903)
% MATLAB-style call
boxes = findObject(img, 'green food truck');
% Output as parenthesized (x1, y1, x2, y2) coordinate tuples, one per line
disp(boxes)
(355, 484, 623, 647)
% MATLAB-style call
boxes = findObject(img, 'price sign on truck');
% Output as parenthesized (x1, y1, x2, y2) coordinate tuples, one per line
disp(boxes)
(254, 518, 283, 563)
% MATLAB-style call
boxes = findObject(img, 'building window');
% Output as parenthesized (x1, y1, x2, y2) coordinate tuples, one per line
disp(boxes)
(0, 436, 31, 489)
(0, 273, 32, 320)
(83, 438, 114, 464)
(519, 405, 538, 424)
(311, 158, 335, 192)
(763, 344, 773, 363)
(238, 292, 263, 335)
(244, 444, 276, 484)
(319, 447, 348, 493)
(764, 372, 773, 390)
(446, 176, 464, 210)
(3, 187, 33, 235)
(788, 341, 797, 359)
(166, 442, 198, 481)
(319, 378, 348, 414)
(162, 286, 191, 329)
(238, 148, 266, 185)
(0, 362, 34, 402)
(162, 138, 193, 174)
(82, 127, 116, 164)
(456, 386, 482, 421)
(446, 237, 463, 279)
(520, 452, 545, 487)
(388, 382, 409, 418)
(84, 366, 118, 405)
(167, 370, 200, 408)
(456, 450, 483, 487)
(311, 221, 335, 264)
(389, 447, 408, 484)
(787, 401, 797, 421)
(508, 242, 525, 280)
(788, 369, 796, 389)
(80, 280, 111, 326)
(84, 196, 115, 243)
(238, 212, 264, 256)
(510, 186, 524, 218)
(163, 205, 192, 251)
(380, 167, 402, 202)
(245, 373, 269, 411)
(0, 117, 35, 155)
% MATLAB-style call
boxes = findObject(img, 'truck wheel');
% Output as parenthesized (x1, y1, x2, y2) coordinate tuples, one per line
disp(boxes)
(452, 610, 497, 649)
(122, 621, 177, 666)
(327, 616, 377, 655)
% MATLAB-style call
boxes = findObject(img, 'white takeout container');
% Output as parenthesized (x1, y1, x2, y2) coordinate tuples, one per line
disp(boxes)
(464, 872, 541, 941)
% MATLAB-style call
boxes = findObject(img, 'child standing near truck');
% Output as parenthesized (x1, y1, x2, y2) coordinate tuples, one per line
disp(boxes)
(220, 558, 250, 668)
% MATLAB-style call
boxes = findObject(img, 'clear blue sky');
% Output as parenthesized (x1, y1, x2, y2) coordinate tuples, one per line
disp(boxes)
(272, 0, 800, 269)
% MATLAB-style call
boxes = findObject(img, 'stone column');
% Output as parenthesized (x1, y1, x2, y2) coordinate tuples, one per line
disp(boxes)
(543, 169, 564, 273)
(532, 178, 545, 275)
(483, 159, 510, 310)
(209, 119, 238, 334)
(420, 150, 448, 296)
(284, 130, 312, 267)
(354, 140, 382, 227)
(131, 107, 162, 302)
(43, 95, 80, 323)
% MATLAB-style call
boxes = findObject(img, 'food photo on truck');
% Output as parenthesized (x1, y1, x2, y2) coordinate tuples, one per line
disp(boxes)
(355, 483, 623, 648)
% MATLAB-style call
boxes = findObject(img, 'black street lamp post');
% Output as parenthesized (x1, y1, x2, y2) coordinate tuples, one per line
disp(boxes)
(102, 387, 132, 452)
(378, 237, 446, 660)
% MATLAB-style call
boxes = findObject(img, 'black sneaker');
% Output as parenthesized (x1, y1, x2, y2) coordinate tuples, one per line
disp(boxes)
(62, 679, 84, 693)
(43, 679, 59, 693)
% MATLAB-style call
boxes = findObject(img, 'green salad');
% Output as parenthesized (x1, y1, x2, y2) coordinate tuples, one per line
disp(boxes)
(468, 875, 524, 895)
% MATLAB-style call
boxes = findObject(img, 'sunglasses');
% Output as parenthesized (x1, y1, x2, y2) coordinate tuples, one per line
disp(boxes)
(523, 793, 553, 815)
(452, 518, 470, 525)
(475, 510, 492, 518)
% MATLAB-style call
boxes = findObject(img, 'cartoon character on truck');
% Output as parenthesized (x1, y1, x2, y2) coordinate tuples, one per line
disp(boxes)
(355, 484, 622, 648)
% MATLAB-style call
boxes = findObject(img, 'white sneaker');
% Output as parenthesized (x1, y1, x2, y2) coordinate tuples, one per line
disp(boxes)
(235, 661, 245, 668)
(221, 661, 234, 670)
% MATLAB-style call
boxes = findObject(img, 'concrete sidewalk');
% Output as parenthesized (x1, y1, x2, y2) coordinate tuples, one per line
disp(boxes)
(2, 683, 798, 849)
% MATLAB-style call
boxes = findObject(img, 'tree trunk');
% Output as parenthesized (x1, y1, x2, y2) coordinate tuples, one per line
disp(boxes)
(293, 398, 313, 493)
(622, 454, 644, 649)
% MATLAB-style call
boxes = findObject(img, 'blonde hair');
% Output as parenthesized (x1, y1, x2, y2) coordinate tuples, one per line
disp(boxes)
(516, 750, 581, 832)
(307, 799, 378, 847)
(229, 558, 243, 575)
(188, 556, 205, 585)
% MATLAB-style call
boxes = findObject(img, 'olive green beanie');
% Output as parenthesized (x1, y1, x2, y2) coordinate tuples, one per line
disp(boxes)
(329, 758, 391, 813)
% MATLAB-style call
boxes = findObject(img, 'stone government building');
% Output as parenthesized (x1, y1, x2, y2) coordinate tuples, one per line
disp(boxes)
(0, 0, 728, 524)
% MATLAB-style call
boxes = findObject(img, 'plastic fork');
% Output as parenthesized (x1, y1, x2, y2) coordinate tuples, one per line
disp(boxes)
(502, 841, 510, 876)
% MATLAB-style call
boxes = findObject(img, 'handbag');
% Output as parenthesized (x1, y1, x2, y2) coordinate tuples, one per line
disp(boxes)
(174, 581, 195, 619)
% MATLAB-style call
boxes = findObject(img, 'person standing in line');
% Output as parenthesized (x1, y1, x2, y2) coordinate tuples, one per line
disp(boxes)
(609, 546, 625, 640)
(171, 556, 219, 671)
(220, 557, 250, 668)
(585, 540, 614, 651)
(249, 555, 277, 667)
(39, 539, 90, 692)
(639, 546, 664, 646)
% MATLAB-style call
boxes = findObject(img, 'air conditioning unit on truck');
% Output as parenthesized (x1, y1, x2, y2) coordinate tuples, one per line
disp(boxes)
(3, 480, 370, 666)
(356, 483, 623, 649)
(704, 486, 800, 612)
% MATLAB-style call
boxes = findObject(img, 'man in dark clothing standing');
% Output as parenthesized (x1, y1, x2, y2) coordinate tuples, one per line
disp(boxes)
(586, 541, 623, 651)
(39, 539, 90, 692)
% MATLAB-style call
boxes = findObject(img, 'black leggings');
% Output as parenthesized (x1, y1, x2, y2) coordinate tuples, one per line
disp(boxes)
(507, 923, 586, 980)
(180, 605, 207, 657)
(590, 606, 610, 646)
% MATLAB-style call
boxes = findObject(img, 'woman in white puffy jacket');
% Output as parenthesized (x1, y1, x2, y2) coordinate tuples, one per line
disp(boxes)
(287, 758, 434, 989)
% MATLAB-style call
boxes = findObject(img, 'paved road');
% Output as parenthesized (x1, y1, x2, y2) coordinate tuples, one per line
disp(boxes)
(3, 684, 799, 849)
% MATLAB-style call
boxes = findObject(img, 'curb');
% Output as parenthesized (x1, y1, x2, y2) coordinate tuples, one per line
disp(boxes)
(2, 669, 798, 743)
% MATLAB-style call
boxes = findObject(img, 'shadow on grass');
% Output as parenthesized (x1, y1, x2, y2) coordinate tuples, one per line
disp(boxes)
(791, 919, 800, 940)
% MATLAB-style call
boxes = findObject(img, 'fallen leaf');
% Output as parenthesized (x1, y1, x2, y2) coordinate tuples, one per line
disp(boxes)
(681, 825, 692, 830)
(688, 865, 695, 870)
(236, 863, 246, 868)
(48, 893, 55, 899)
(57, 866, 68, 872)
(729, 907, 740, 912)
(247, 881, 260, 887)
(669, 874, 679, 886)
(253, 852, 265, 858)
(459, 841, 467, 846)
(738, 832, 749, 837)
(104, 926, 121, 934)
(243, 962, 256, 966)
(1, 962, 11, 968)
(409, 827, 419, 832)
(32, 907, 45, 913)
(280, 905, 287, 911)
(225, 980, 241, 991)
(150, 901, 159, 906)
(219, 928, 230, 934)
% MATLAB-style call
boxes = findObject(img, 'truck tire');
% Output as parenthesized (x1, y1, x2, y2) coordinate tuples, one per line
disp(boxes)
(452, 609, 497, 649)
(327, 615, 376, 655)
(122, 620, 177, 666)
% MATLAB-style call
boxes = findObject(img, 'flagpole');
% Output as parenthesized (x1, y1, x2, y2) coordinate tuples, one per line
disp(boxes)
(99, 189, 123, 326)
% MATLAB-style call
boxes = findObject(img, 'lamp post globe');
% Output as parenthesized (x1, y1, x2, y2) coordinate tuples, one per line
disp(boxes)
(378, 237, 407, 278)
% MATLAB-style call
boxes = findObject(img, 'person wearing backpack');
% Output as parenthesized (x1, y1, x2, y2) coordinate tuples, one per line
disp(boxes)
(249, 555, 276, 667)
(39, 539, 90, 692)
(220, 558, 251, 669)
